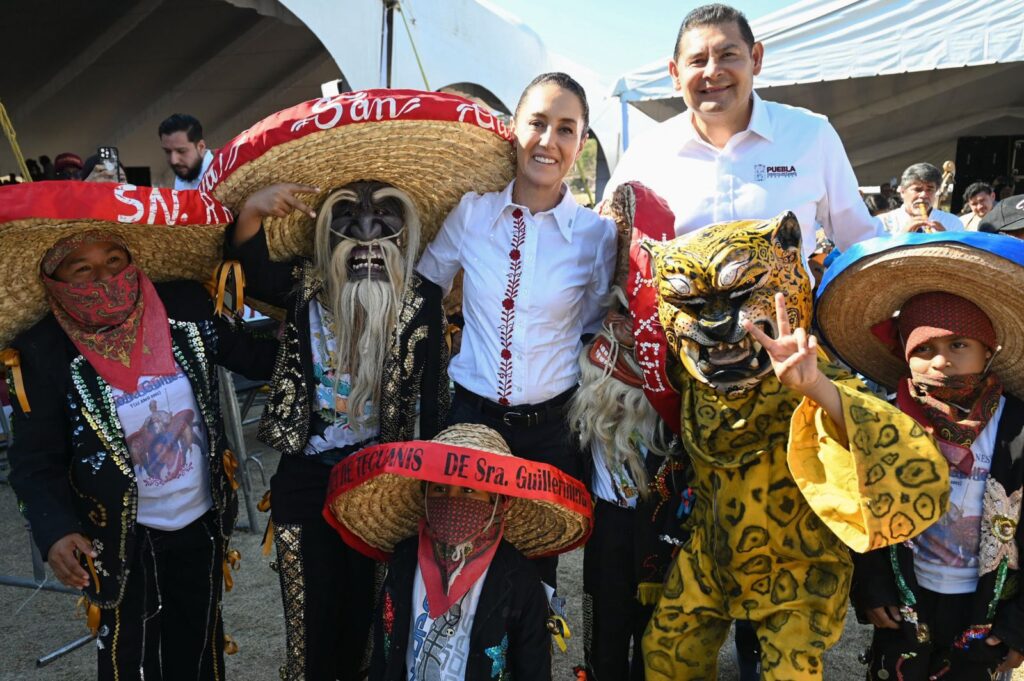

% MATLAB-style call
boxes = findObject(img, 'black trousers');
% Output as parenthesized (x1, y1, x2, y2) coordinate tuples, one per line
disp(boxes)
(583, 499, 652, 681)
(97, 512, 224, 681)
(446, 392, 582, 587)
(867, 589, 1009, 680)
(272, 454, 377, 681)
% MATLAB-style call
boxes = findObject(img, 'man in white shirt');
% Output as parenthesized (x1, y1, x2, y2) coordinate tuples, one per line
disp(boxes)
(605, 4, 882, 263)
(960, 181, 996, 230)
(158, 113, 213, 190)
(878, 163, 965, 234)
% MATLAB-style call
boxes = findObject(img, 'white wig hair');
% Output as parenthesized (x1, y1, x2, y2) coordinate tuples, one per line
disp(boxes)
(568, 287, 671, 497)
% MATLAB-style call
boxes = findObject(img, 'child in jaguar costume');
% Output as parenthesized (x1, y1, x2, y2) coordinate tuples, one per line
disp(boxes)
(639, 211, 949, 680)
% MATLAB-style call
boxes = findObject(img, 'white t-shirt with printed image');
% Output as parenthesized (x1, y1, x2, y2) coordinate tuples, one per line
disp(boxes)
(112, 365, 212, 531)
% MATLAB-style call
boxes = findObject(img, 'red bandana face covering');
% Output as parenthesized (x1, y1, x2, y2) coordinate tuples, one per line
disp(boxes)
(42, 263, 176, 393)
(898, 372, 1003, 475)
(417, 495, 504, 618)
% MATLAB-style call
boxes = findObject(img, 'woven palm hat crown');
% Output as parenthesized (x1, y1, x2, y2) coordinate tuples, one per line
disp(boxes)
(0, 181, 234, 348)
(815, 231, 1024, 396)
(323, 423, 593, 561)
(202, 88, 515, 261)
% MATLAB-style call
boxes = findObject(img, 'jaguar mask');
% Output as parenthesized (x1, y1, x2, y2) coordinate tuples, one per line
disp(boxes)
(645, 211, 811, 396)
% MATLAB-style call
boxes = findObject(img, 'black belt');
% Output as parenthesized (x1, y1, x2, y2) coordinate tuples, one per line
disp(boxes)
(454, 383, 576, 428)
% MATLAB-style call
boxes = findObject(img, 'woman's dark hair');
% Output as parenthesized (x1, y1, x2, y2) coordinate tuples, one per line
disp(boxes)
(863, 193, 887, 216)
(514, 72, 589, 136)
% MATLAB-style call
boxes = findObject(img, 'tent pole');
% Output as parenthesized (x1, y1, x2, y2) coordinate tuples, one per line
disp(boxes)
(620, 98, 630, 152)
(384, 0, 398, 88)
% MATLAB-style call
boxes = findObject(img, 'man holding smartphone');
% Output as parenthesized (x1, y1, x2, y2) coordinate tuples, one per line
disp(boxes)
(158, 113, 213, 190)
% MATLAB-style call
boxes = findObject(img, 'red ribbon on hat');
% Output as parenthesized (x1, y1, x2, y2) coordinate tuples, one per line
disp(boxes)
(618, 182, 682, 435)
(0, 181, 234, 226)
(201, 89, 515, 196)
(322, 440, 593, 561)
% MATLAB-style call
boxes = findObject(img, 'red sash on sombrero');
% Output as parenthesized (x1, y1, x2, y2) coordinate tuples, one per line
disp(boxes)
(322, 440, 593, 562)
(617, 182, 681, 434)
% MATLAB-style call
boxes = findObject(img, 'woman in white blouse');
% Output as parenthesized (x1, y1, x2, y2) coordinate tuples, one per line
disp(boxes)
(418, 72, 616, 490)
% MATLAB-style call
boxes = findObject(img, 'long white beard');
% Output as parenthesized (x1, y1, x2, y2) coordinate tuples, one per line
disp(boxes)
(320, 238, 407, 425)
(568, 334, 669, 497)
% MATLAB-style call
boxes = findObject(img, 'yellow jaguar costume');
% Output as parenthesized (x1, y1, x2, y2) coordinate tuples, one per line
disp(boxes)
(641, 213, 949, 680)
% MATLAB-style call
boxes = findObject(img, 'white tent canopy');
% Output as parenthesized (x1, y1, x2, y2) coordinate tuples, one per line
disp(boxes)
(612, 0, 1024, 184)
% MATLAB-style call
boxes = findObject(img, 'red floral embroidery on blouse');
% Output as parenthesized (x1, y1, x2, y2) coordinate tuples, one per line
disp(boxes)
(496, 208, 527, 405)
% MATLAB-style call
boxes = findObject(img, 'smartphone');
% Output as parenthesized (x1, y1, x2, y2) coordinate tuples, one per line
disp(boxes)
(97, 146, 121, 181)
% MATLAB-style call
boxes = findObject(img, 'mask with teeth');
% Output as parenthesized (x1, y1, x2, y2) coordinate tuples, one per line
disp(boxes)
(644, 211, 811, 395)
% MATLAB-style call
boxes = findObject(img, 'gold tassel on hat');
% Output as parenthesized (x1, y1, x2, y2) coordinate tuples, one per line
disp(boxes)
(223, 633, 239, 655)
(223, 548, 241, 592)
(208, 260, 245, 318)
(1, 348, 30, 413)
(76, 596, 102, 636)
(258, 491, 274, 557)
(222, 450, 240, 491)
(547, 615, 572, 653)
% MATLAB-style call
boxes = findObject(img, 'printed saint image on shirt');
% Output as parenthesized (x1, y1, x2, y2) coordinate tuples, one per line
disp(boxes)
(116, 370, 207, 488)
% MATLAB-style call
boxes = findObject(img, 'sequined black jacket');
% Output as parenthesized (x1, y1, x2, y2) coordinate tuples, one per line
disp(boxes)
(370, 538, 550, 680)
(225, 226, 450, 456)
(7, 281, 278, 607)
(850, 393, 1024, 653)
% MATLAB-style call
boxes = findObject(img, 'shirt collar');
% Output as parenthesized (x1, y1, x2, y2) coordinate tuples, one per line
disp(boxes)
(493, 180, 579, 243)
(682, 90, 774, 147)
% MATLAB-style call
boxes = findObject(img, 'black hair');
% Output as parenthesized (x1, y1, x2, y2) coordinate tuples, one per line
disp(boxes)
(863, 193, 887, 216)
(158, 113, 204, 143)
(514, 72, 589, 136)
(963, 181, 994, 203)
(674, 3, 756, 61)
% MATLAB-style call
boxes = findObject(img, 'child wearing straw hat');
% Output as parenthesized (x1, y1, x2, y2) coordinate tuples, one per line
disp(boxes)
(203, 89, 515, 680)
(0, 181, 278, 680)
(324, 423, 593, 681)
(816, 231, 1024, 680)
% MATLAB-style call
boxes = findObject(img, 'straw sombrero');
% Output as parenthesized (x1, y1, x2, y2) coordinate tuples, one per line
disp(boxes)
(815, 231, 1024, 396)
(0, 181, 235, 349)
(202, 88, 515, 261)
(323, 423, 593, 561)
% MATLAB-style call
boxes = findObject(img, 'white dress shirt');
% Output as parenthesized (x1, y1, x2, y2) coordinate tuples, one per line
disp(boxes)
(173, 150, 214, 191)
(417, 181, 616, 406)
(605, 92, 882, 260)
(878, 206, 964, 234)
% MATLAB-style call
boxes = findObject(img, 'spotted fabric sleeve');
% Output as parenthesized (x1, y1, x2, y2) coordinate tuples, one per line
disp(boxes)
(788, 374, 949, 553)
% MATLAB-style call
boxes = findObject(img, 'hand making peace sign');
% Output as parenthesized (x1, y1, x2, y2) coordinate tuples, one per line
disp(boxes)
(741, 292, 845, 432)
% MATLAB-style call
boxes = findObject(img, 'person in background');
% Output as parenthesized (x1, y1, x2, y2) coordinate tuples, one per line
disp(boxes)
(158, 113, 213, 190)
(80, 154, 127, 183)
(53, 152, 84, 180)
(961, 182, 997, 230)
(864, 192, 888, 216)
(878, 163, 964, 234)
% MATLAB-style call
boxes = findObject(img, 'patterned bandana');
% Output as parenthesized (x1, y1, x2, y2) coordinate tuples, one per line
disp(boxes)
(894, 291, 1002, 475)
(41, 235, 176, 392)
(898, 373, 1003, 475)
(418, 496, 504, 618)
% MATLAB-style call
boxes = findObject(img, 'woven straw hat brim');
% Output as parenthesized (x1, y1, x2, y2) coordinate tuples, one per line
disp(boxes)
(815, 233, 1024, 397)
(327, 423, 590, 558)
(0, 219, 224, 348)
(328, 475, 590, 559)
(211, 119, 513, 261)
